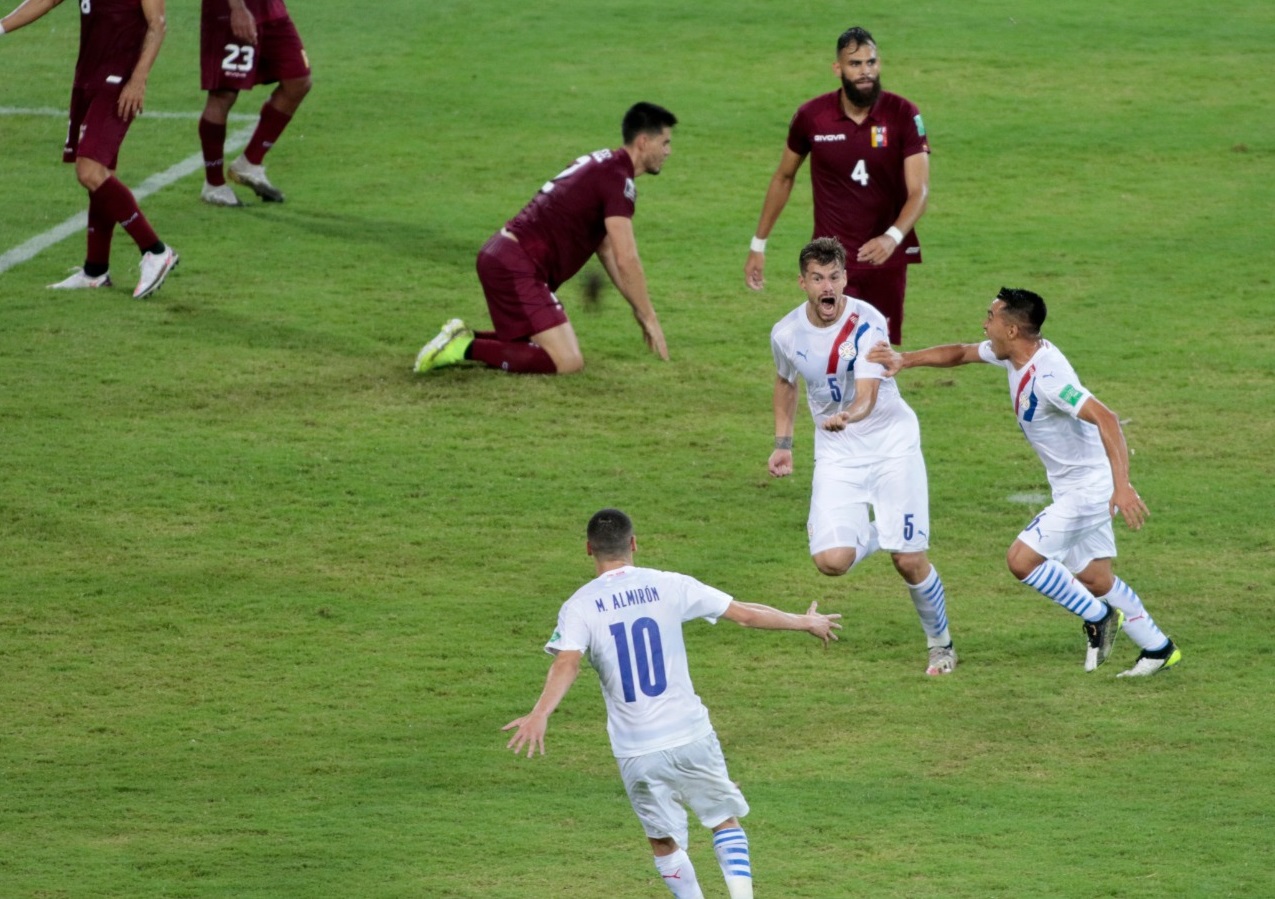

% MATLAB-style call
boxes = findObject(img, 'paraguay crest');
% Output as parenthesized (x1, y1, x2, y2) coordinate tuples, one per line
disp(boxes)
(838, 338, 857, 361)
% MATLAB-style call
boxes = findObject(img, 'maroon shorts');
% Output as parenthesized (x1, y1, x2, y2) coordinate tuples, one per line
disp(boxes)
(62, 87, 132, 169)
(201, 15, 311, 91)
(845, 264, 910, 345)
(476, 232, 569, 341)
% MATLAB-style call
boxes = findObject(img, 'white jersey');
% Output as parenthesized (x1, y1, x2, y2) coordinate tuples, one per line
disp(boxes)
(545, 565, 732, 759)
(771, 297, 920, 462)
(978, 339, 1111, 501)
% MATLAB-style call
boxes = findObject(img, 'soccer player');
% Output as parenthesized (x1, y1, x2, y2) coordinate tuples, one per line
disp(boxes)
(768, 237, 956, 676)
(198, 0, 312, 205)
(504, 508, 840, 899)
(414, 102, 676, 375)
(1, 0, 179, 299)
(868, 288, 1181, 676)
(745, 26, 930, 345)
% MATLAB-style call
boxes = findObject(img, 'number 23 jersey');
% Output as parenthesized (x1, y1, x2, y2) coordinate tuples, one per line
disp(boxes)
(545, 565, 732, 759)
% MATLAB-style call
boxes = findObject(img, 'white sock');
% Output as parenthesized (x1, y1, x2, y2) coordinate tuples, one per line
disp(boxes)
(1022, 560, 1107, 622)
(1099, 577, 1169, 651)
(713, 827, 754, 899)
(654, 849, 704, 899)
(907, 565, 952, 646)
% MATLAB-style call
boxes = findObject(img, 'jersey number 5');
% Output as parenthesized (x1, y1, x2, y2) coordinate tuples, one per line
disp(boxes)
(608, 618, 667, 702)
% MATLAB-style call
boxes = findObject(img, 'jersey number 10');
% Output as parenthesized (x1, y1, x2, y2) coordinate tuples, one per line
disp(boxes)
(608, 618, 668, 702)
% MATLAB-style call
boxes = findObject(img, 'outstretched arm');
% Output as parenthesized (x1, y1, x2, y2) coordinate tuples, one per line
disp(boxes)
(0, 0, 64, 34)
(722, 600, 842, 646)
(597, 219, 668, 360)
(745, 147, 806, 291)
(1077, 396, 1148, 530)
(502, 650, 583, 758)
(866, 341, 984, 376)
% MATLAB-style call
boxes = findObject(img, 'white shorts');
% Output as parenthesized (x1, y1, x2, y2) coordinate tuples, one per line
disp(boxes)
(617, 731, 749, 849)
(1017, 498, 1117, 573)
(807, 449, 931, 555)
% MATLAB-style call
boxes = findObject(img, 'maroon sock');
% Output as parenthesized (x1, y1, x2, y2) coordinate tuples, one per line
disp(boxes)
(85, 195, 114, 269)
(469, 337, 558, 374)
(91, 176, 159, 251)
(473, 330, 497, 340)
(199, 116, 228, 185)
(243, 101, 293, 165)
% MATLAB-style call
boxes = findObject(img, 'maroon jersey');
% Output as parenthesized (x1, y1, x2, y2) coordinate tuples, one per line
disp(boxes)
(505, 148, 637, 290)
(202, 0, 289, 23)
(787, 90, 930, 269)
(74, 0, 148, 90)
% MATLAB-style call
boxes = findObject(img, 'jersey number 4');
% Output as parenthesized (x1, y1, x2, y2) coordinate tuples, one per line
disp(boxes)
(608, 618, 667, 702)
(850, 159, 869, 186)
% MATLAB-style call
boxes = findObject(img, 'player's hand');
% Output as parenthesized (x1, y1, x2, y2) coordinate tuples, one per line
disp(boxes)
(1111, 483, 1149, 531)
(117, 80, 146, 121)
(638, 315, 669, 360)
(768, 449, 793, 477)
(821, 412, 851, 432)
(502, 715, 547, 758)
(866, 341, 902, 375)
(230, 6, 258, 44)
(745, 252, 766, 291)
(805, 601, 842, 646)
(856, 234, 898, 266)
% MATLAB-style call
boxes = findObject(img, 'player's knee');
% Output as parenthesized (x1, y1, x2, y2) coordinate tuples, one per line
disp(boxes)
(813, 549, 854, 577)
(1005, 543, 1037, 579)
(891, 551, 930, 583)
(553, 351, 585, 374)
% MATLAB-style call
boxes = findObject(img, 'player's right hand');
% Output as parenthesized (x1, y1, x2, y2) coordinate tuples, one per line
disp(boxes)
(805, 601, 843, 646)
(768, 449, 793, 478)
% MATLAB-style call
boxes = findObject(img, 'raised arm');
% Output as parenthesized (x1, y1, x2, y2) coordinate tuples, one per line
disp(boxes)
(0, 0, 64, 34)
(866, 340, 984, 376)
(768, 375, 799, 477)
(1077, 396, 1149, 530)
(822, 376, 879, 432)
(501, 650, 583, 758)
(597, 218, 668, 360)
(745, 147, 807, 291)
(722, 600, 842, 646)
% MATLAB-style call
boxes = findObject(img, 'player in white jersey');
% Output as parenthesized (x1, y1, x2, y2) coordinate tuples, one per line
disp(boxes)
(504, 508, 841, 899)
(869, 288, 1180, 676)
(767, 237, 956, 676)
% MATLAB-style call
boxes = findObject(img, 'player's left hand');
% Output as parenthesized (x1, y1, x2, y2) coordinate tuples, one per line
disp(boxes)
(1111, 483, 1149, 531)
(639, 316, 669, 361)
(117, 81, 146, 121)
(502, 715, 547, 758)
(821, 412, 851, 432)
(856, 234, 898, 266)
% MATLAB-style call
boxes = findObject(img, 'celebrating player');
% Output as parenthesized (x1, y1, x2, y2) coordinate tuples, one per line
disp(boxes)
(768, 237, 957, 676)
(504, 508, 840, 899)
(414, 102, 676, 375)
(198, 0, 312, 205)
(745, 26, 930, 345)
(868, 288, 1181, 676)
(2, 0, 179, 299)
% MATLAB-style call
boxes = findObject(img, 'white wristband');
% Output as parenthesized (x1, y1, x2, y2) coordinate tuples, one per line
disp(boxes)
(0, 22, 7, 35)
(749, 236, 767, 253)
(884, 226, 904, 245)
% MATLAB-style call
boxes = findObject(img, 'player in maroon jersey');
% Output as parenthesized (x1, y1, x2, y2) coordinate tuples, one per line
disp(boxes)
(197, 0, 312, 205)
(745, 27, 930, 345)
(2, 0, 179, 299)
(414, 102, 677, 376)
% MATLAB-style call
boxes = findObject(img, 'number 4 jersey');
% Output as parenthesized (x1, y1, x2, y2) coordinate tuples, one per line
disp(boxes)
(545, 565, 732, 759)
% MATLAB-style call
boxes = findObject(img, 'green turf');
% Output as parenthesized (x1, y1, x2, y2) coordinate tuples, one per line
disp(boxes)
(1, 0, 1272, 896)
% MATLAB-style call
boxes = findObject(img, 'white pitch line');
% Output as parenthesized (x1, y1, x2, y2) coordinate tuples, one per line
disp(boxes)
(0, 123, 254, 275)
(0, 106, 257, 122)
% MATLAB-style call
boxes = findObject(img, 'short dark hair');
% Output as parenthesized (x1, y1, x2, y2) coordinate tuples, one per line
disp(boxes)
(587, 508, 634, 559)
(996, 287, 1047, 333)
(622, 102, 678, 144)
(837, 26, 876, 55)
(799, 236, 847, 273)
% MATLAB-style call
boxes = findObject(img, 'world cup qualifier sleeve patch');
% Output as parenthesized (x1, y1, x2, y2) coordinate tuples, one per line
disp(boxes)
(1060, 385, 1084, 407)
